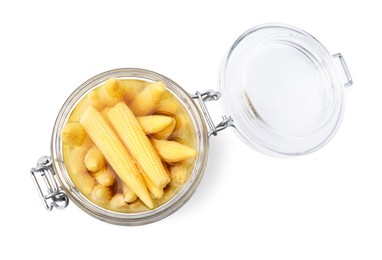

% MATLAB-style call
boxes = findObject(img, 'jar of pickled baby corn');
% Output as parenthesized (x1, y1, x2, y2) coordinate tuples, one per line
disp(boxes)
(30, 23, 353, 225)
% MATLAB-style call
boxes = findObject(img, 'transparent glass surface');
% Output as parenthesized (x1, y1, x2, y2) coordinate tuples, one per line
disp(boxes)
(51, 68, 209, 225)
(219, 24, 345, 157)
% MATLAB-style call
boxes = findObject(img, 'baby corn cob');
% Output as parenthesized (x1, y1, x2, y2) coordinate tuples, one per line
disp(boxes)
(108, 102, 170, 189)
(110, 193, 128, 210)
(71, 170, 96, 195)
(120, 79, 150, 103)
(129, 81, 166, 116)
(79, 106, 153, 209)
(99, 107, 113, 127)
(93, 166, 116, 186)
(150, 138, 197, 163)
(67, 147, 96, 194)
(88, 83, 124, 109)
(142, 173, 164, 199)
(87, 90, 105, 111)
(61, 122, 87, 147)
(91, 184, 113, 205)
(68, 146, 89, 174)
(104, 78, 125, 98)
(84, 146, 106, 172)
(122, 182, 138, 203)
(152, 117, 176, 139)
(154, 100, 179, 115)
(170, 165, 191, 186)
(173, 113, 190, 131)
(136, 115, 174, 135)
(69, 92, 100, 121)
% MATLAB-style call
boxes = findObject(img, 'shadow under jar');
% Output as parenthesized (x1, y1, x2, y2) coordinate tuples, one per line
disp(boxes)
(30, 23, 353, 225)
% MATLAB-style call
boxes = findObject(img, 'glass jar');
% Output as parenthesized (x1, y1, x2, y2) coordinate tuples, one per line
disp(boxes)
(30, 23, 352, 225)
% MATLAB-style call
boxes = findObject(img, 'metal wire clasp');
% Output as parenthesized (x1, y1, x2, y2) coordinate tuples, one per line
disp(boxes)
(192, 90, 233, 137)
(30, 156, 69, 211)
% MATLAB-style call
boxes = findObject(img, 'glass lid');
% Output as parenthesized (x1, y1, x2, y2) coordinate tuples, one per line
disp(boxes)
(219, 23, 350, 157)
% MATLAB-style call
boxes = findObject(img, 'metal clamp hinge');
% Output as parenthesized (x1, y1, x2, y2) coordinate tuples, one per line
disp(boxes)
(30, 156, 69, 211)
(192, 90, 234, 137)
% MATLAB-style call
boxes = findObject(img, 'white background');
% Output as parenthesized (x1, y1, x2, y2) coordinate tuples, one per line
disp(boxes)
(1, 1, 381, 259)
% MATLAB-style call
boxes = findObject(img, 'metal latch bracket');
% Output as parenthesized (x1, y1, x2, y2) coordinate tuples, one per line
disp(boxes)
(30, 156, 69, 211)
(192, 90, 233, 137)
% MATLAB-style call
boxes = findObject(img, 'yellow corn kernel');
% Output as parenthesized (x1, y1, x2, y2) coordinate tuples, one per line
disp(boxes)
(122, 182, 138, 203)
(91, 184, 113, 205)
(105, 78, 125, 98)
(142, 173, 164, 199)
(61, 122, 87, 147)
(170, 165, 191, 186)
(154, 100, 179, 115)
(129, 81, 166, 116)
(84, 146, 106, 172)
(110, 193, 128, 210)
(136, 115, 174, 135)
(152, 117, 176, 139)
(150, 138, 197, 163)
(79, 106, 153, 209)
(93, 166, 116, 186)
(108, 102, 170, 189)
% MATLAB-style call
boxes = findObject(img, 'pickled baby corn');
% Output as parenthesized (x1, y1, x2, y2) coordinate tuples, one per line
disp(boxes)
(91, 81, 124, 109)
(171, 165, 190, 186)
(71, 170, 96, 195)
(61, 122, 87, 147)
(122, 182, 138, 203)
(84, 146, 106, 172)
(152, 117, 176, 139)
(68, 146, 89, 174)
(93, 166, 115, 187)
(129, 81, 166, 116)
(69, 93, 102, 121)
(79, 106, 153, 209)
(136, 115, 174, 135)
(91, 184, 113, 205)
(99, 107, 113, 127)
(110, 193, 128, 210)
(108, 102, 170, 189)
(154, 100, 179, 115)
(119, 79, 150, 103)
(104, 78, 124, 98)
(150, 138, 197, 163)
(67, 147, 96, 194)
(141, 173, 164, 199)
(87, 90, 105, 110)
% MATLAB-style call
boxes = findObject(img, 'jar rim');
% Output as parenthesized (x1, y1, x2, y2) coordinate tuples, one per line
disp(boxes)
(51, 68, 209, 225)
